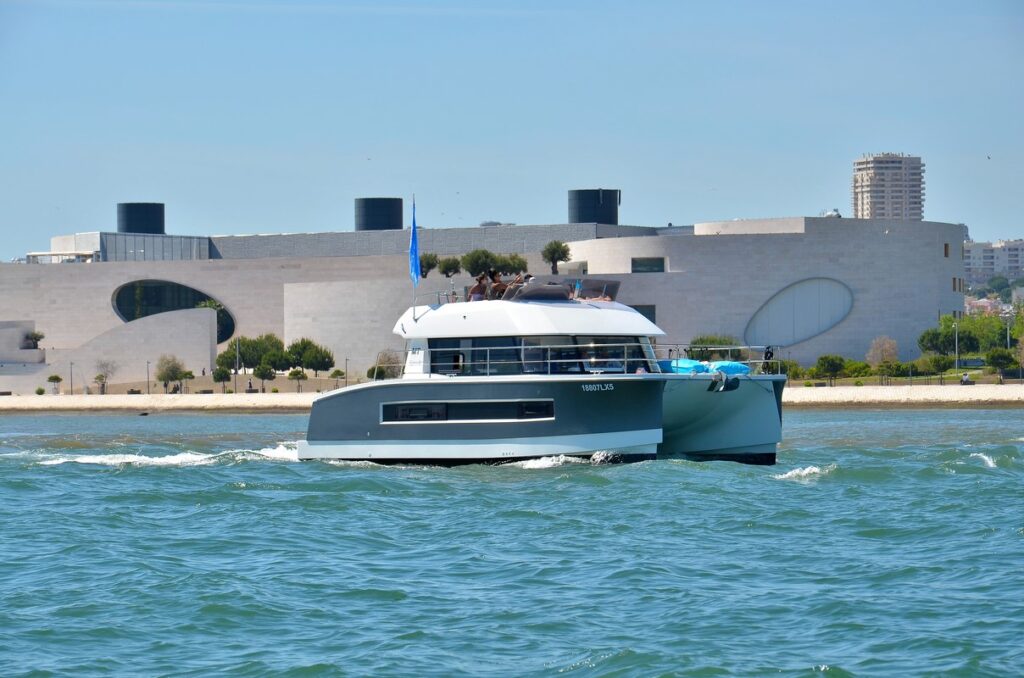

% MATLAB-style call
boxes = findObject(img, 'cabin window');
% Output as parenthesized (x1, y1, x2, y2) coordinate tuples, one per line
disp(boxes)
(429, 335, 652, 375)
(382, 400, 554, 423)
(469, 337, 522, 375)
(429, 338, 465, 375)
(631, 257, 665, 273)
(575, 336, 651, 373)
(382, 403, 447, 422)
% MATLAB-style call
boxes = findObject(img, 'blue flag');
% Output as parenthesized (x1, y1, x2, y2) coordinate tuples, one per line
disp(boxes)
(409, 199, 421, 286)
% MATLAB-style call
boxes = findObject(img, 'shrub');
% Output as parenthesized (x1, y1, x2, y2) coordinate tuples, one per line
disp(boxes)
(854, 380, 864, 386)
(271, 387, 279, 393)
(778, 359, 803, 379)
(367, 349, 403, 380)
(843, 359, 872, 378)
(35, 387, 45, 395)
(804, 381, 813, 387)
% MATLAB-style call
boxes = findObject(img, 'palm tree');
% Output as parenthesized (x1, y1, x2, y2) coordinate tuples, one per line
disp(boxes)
(542, 240, 571, 274)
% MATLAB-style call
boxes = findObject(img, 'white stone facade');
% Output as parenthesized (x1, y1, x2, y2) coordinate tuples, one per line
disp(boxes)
(0, 217, 966, 393)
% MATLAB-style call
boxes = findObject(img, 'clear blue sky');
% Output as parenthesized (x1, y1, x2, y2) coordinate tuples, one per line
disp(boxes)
(1, 0, 1022, 260)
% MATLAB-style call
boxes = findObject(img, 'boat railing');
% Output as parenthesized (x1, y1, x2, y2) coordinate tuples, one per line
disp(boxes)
(653, 343, 783, 375)
(367, 341, 784, 379)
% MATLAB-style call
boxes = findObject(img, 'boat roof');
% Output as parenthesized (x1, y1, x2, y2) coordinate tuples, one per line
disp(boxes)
(393, 298, 665, 340)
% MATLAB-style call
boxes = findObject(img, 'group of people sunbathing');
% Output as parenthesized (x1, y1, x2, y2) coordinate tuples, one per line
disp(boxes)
(466, 270, 533, 301)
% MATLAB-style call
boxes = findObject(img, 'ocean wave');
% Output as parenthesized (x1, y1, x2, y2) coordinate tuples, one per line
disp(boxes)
(39, 451, 217, 467)
(36, 442, 302, 468)
(772, 464, 836, 481)
(968, 452, 996, 468)
(507, 454, 592, 470)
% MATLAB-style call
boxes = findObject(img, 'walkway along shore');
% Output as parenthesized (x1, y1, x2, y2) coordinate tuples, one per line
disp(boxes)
(1, 384, 1023, 413)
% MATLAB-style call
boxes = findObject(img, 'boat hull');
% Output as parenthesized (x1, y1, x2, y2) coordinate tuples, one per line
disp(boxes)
(299, 375, 664, 464)
(659, 373, 785, 464)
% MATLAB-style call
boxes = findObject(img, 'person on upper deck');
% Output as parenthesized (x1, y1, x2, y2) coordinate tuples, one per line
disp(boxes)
(468, 274, 488, 301)
(488, 270, 508, 299)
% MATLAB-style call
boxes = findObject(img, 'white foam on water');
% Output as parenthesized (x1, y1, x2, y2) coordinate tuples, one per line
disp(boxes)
(234, 443, 300, 462)
(772, 464, 836, 481)
(969, 452, 996, 468)
(39, 451, 217, 467)
(509, 454, 591, 470)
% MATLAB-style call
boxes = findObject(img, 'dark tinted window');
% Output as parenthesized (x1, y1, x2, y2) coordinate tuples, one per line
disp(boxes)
(382, 400, 553, 422)
(112, 280, 235, 343)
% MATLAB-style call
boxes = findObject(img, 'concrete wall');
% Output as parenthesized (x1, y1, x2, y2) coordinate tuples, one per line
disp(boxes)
(0, 217, 968, 381)
(209, 223, 653, 259)
(567, 217, 966, 364)
(0, 308, 215, 394)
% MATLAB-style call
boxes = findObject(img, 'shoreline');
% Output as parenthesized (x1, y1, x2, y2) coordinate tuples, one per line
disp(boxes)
(2, 384, 1024, 413)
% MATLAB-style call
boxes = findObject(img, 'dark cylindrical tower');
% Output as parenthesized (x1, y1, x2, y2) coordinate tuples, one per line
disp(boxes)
(117, 203, 166, 234)
(568, 189, 620, 224)
(355, 198, 403, 231)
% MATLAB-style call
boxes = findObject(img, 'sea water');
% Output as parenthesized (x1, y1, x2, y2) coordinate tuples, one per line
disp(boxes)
(1, 410, 1022, 676)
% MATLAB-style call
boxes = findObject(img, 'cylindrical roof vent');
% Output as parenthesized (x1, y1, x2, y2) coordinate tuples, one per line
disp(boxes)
(117, 203, 165, 234)
(355, 197, 403, 231)
(568, 189, 620, 224)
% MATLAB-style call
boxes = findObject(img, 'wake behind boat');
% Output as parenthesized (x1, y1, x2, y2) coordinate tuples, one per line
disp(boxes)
(296, 280, 784, 465)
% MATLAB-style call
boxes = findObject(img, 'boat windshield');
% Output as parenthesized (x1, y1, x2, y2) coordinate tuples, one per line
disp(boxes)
(427, 336, 654, 376)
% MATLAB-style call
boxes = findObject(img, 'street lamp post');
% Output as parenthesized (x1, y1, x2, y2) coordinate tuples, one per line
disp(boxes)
(146, 360, 151, 395)
(953, 322, 959, 374)
(69, 361, 74, 395)
(234, 337, 240, 394)
(344, 358, 349, 387)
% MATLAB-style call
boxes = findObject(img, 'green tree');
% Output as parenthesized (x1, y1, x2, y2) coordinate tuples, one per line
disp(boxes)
(814, 354, 845, 386)
(287, 338, 317, 369)
(253, 363, 276, 392)
(541, 240, 571, 274)
(328, 368, 345, 388)
(155, 354, 186, 389)
(287, 368, 308, 392)
(263, 348, 291, 372)
(212, 366, 231, 393)
(461, 249, 498, 277)
(216, 347, 238, 373)
(24, 330, 44, 349)
(47, 373, 63, 394)
(778, 359, 803, 379)
(928, 354, 954, 374)
(985, 347, 1015, 373)
(302, 345, 335, 377)
(439, 257, 462, 278)
(419, 253, 439, 279)
(503, 253, 529, 275)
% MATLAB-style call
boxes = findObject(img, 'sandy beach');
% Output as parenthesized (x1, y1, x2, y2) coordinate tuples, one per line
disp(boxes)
(2, 384, 1023, 413)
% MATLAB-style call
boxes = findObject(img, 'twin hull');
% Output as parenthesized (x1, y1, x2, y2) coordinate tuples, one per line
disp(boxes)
(297, 373, 785, 465)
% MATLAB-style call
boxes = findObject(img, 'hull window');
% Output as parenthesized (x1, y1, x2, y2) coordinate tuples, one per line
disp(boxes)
(382, 400, 554, 423)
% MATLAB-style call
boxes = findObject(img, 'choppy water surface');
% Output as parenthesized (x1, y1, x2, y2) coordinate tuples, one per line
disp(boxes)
(1, 410, 1022, 676)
